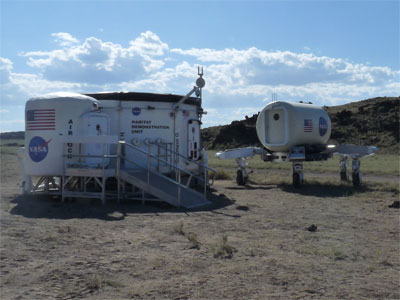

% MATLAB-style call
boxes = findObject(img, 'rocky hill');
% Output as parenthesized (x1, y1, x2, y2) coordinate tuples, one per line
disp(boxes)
(201, 97, 399, 154)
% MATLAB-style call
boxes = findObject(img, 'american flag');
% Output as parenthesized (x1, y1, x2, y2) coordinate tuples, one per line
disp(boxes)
(26, 109, 56, 131)
(182, 110, 190, 117)
(304, 119, 313, 132)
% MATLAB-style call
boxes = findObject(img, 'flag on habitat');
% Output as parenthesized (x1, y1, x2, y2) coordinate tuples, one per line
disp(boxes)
(26, 109, 56, 131)
(304, 119, 313, 132)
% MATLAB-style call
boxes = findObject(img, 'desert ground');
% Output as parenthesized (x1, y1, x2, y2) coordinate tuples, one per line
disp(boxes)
(1, 151, 399, 300)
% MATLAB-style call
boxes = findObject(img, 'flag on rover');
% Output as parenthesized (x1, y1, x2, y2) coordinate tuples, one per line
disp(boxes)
(26, 109, 56, 131)
(304, 119, 313, 132)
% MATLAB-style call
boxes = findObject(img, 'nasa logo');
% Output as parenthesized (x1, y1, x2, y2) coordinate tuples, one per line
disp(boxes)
(132, 107, 141, 116)
(29, 136, 52, 162)
(319, 117, 328, 136)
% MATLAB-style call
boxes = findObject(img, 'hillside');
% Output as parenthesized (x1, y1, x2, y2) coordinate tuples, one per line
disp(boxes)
(0, 131, 24, 140)
(201, 97, 400, 153)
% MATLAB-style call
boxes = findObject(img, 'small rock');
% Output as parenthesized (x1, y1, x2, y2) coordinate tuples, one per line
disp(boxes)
(388, 201, 399, 208)
(236, 205, 249, 211)
(307, 224, 318, 232)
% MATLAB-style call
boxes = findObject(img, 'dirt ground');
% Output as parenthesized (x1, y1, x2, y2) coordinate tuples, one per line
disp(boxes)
(1, 152, 399, 300)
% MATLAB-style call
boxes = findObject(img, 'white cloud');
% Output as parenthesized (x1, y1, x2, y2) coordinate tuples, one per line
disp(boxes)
(1, 31, 399, 131)
(21, 31, 167, 84)
(0, 57, 13, 84)
(129, 31, 168, 56)
(172, 47, 397, 87)
(51, 32, 79, 47)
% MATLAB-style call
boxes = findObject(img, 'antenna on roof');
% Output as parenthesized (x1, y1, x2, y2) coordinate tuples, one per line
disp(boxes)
(172, 66, 205, 110)
(272, 93, 277, 101)
(196, 66, 205, 89)
(198, 66, 204, 76)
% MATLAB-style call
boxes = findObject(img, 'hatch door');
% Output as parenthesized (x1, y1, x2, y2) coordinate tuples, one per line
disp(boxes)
(266, 108, 285, 144)
(85, 115, 110, 167)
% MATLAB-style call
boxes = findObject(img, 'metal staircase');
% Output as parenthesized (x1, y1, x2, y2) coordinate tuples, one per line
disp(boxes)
(116, 141, 216, 209)
(58, 138, 216, 208)
(118, 169, 209, 208)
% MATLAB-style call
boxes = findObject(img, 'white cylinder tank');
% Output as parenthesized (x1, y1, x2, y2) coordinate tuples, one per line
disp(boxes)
(24, 92, 100, 176)
(256, 101, 331, 152)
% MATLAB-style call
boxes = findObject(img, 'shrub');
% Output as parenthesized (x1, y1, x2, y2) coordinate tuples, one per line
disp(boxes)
(186, 232, 201, 249)
(172, 221, 185, 235)
(213, 235, 237, 259)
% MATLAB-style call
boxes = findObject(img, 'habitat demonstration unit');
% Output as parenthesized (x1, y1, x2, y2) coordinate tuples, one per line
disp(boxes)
(217, 101, 378, 187)
(19, 69, 216, 208)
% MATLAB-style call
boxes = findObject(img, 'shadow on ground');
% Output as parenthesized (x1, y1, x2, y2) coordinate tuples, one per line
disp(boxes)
(221, 181, 374, 198)
(226, 184, 276, 191)
(8, 189, 234, 221)
(278, 182, 374, 197)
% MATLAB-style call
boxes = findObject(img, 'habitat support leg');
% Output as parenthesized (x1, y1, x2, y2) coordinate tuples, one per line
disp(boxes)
(352, 158, 362, 187)
(235, 158, 250, 186)
(117, 178, 121, 203)
(339, 155, 349, 181)
(101, 176, 106, 205)
(22, 175, 32, 194)
(292, 162, 304, 188)
(62, 176, 66, 202)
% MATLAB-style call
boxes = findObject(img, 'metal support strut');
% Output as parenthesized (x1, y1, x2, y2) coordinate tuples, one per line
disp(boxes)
(339, 155, 348, 181)
(352, 158, 362, 187)
(236, 158, 250, 186)
(292, 161, 304, 188)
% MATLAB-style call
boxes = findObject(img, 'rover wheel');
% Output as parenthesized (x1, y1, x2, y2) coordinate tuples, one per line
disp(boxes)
(340, 171, 348, 181)
(352, 172, 361, 187)
(236, 170, 248, 186)
(293, 172, 301, 188)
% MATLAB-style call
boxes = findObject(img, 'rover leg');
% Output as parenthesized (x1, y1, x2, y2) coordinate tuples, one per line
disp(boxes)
(236, 158, 249, 186)
(292, 162, 304, 188)
(339, 155, 348, 181)
(352, 158, 362, 187)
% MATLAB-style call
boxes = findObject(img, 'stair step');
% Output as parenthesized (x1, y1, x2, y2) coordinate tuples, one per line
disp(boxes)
(120, 169, 210, 209)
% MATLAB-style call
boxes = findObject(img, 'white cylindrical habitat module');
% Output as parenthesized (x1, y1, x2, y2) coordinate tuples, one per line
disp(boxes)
(24, 92, 100, 176)
(256, 101, 331, 152)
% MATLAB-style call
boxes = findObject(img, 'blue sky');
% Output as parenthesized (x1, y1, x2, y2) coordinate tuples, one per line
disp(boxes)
(1, 0, 399, 132)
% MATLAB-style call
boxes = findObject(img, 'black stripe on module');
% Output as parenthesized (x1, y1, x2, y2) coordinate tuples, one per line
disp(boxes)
(84, 92, 202, 107)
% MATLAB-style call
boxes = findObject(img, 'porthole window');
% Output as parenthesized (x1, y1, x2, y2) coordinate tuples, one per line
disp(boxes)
(273, 113, 280, 121)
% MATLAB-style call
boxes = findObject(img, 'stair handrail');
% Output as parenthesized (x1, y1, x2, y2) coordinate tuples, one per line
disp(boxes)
(117, 141, 211, 206)
(119, 141, 209, 185)
(120, 155, 189, 189)
(156, 142, 217, 185)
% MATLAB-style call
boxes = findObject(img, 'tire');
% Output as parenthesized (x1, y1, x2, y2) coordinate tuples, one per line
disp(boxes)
(293, 172, 301, 188)
(340, 171, 348, 181)
(352, 172, 361, 187)
(236, 170, 248, 186)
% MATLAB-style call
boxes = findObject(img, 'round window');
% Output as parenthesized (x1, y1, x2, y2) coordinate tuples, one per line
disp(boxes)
(273, 113, 280, 121)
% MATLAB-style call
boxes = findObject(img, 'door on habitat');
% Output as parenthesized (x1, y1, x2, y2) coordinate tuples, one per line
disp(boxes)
(187, 120, 200, 161)
(84, 114, 110, 167)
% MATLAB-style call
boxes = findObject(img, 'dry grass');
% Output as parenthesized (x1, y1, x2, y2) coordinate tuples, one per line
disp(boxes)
(208, 151, 400, 177)
(212, 235, 237, 259)
(172, 220, 185, 235)
(1, 146, 399, 300)
(186, 232, 201, 249)
(213, 169, 233, 180)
